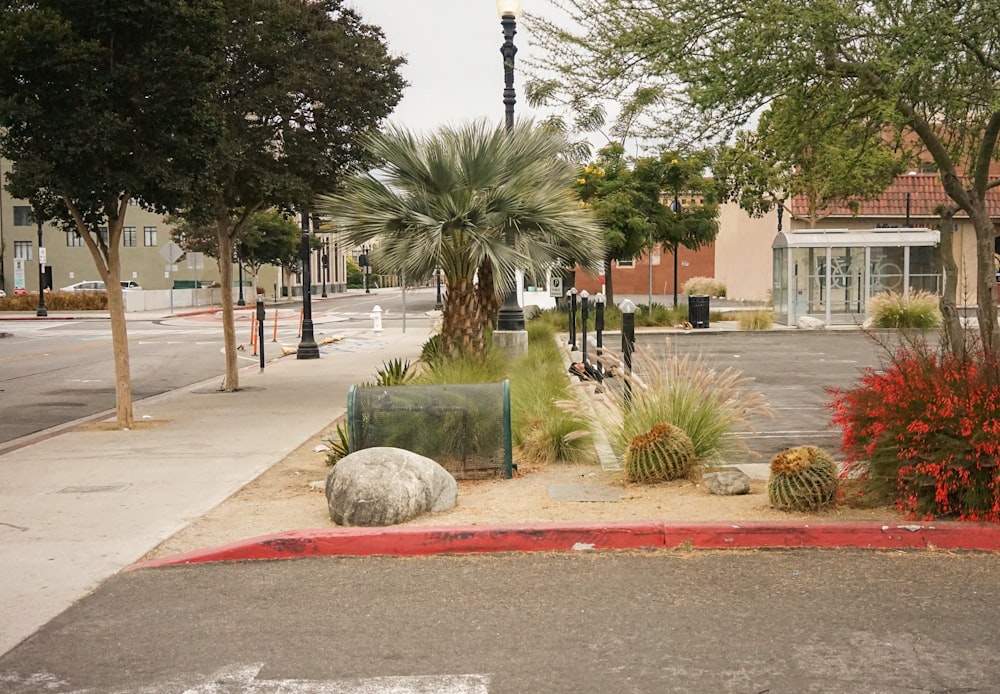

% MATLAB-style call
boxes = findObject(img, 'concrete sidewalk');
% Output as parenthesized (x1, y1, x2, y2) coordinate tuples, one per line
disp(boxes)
(0, 317, 429, 655)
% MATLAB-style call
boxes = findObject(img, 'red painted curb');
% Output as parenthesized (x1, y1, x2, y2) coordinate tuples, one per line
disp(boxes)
(127, 520, 1000, 571)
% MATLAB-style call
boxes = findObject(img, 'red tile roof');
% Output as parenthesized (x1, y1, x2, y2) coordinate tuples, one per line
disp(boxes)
(789, 173, 1000, 221)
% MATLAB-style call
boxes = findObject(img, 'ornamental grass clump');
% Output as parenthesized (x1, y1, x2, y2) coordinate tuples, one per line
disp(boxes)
(569, 346, 772, 470)
(683, 276, 727, 297)
(622, 422, 697, 483)
(767, 446, 839, 511)
(738, 309, 774, 331)
(829, 340, 1000, 522)
(867, 289, 941, 329)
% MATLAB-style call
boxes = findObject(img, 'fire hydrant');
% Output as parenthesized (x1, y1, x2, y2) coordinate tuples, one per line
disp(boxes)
(370, 305, 383, 333)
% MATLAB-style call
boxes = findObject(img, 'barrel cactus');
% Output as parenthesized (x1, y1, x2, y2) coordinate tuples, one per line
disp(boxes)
(767, 445, 839, 511)
(623, 423, 697, 483)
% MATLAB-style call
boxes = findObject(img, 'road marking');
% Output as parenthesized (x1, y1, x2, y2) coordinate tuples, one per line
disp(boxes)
(31, 663, 492, 693)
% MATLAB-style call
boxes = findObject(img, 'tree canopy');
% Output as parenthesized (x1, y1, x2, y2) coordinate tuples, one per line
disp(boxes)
(0, 0, 226, 428)
(317, 120, 606, 358)
(575, 145, 718, 305)
(176, 0, 406, 390)
(531, 0, 1000, 354)
(715, 92, 909, 227)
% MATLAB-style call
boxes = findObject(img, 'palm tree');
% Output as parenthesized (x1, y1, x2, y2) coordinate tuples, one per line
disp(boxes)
(316, 120, 606, 358)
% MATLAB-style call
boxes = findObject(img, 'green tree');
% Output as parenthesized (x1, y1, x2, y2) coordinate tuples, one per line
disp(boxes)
(632, 152, 719, 307)
(175, 0, 405, 391)
(0, 0, 225, 429)
(317, 120, 606, 358)
(531, 0, 1000, 357)
(715, 91, 908, 227)
(171, 210, 301, 289)
(574, 143, 649, 305)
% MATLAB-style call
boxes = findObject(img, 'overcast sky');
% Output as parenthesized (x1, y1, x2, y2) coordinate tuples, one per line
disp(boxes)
(349, 1, 545, 135)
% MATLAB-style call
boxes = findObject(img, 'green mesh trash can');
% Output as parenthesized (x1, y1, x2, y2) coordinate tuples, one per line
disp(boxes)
(688, 295, 710, 329)
(347, 380, 513, 479)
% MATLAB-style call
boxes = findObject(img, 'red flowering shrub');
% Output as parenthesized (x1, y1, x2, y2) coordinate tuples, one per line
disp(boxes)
(829, 341, 1000, 522)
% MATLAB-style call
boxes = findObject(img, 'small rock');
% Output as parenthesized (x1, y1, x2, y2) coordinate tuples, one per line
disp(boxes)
(796, 315, 826, 330)
(702, 470, 752, 495)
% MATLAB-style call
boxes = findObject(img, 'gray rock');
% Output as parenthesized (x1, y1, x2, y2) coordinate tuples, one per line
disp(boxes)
(702, 470, 752, 495)
(326, 447, 457, 526)
(796, 315, 826, 330)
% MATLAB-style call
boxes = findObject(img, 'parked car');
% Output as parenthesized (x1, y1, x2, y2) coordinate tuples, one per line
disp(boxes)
(60, 280, 106, 292)
(120, 281, 142, 290)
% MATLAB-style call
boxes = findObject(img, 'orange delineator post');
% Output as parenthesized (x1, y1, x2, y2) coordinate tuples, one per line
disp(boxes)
(251, 315, 259, 356)
(298, 307, 304, 337)
(273, 309, 279, 342)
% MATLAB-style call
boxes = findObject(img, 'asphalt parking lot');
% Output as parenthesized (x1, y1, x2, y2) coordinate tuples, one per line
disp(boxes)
(634, 329, 905, 462)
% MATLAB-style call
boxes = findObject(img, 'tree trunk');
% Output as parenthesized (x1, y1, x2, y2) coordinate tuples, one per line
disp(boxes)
(217, 225, 240, 391)
(105, 278, 134, 429)
(937, 210, 965, 360)
(67, 196, 134, 429)
(476, 257, 501, 331)
(442, 276, 485, 358)
(970, 207, 1000, 358)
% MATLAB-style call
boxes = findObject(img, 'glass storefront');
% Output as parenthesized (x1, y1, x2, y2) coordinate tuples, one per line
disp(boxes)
(772, 229, 941, 325)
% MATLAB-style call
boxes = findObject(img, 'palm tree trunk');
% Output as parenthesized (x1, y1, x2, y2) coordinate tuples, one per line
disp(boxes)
(443, 276, 486, 358)
(476, 257, 501, 331)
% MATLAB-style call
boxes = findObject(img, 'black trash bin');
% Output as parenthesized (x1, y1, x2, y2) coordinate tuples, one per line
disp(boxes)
(688, 294, 710, 329)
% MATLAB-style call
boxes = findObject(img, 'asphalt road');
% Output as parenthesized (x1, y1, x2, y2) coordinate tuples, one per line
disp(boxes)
(0, 289, 438, 447)
(1, 550, 998, 693)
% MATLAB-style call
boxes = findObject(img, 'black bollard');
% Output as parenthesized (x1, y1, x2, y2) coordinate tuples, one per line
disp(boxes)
(595, 292, 605, 356)
(580, 290, 590, 365)
(569, 287, 578, 350)
(256, 296, 266, 371)
(620, 299, 636, 408)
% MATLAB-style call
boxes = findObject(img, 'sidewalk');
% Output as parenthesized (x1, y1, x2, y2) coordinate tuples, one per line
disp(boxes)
(0, 315, 429, 655)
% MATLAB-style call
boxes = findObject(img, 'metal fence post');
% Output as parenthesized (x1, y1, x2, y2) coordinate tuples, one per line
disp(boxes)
(580, 290, 590, 365)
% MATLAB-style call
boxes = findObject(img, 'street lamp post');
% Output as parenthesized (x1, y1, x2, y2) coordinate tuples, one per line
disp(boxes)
(495, 0, 525, 333)
(322, 238, 329, 298)
(36, 218, 47, 317)
(236, 249, 246, 307)
(296, 210, 319, 359)
(671, 195, 681, 308)
(434, 268, 443, 310)
(361, 245, 370, 294)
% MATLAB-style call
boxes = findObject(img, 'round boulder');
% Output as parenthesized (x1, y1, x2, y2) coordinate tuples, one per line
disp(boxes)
(326, 447, 457, 527)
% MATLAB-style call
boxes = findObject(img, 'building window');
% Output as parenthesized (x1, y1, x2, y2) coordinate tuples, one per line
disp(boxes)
(144, 226, 157, 247)
(617, 258, 635, 268)
(14, 240, 33, 260)
(66, 231, 83, 247)
(98, 227, 109, 247)
(13, 206, 33, 226)
(123, 226, 137, 247)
